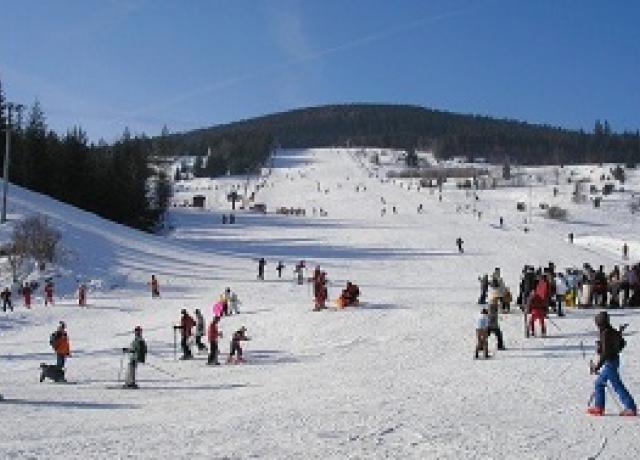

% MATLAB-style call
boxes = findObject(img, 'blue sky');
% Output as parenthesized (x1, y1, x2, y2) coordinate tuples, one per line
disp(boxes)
(1, 0, 639, 142)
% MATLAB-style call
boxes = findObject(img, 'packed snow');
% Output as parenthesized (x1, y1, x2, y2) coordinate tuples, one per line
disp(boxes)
(1, 148, 639, 459)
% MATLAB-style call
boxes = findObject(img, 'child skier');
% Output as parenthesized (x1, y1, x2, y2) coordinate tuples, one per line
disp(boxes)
(227, 326, 250, 364)
(123, 326, 147, 389)
(207, 316, 222, 365)
(587, 311, 636, 416)
(194, 309, 207, 352)
(475, 308, 489, 359)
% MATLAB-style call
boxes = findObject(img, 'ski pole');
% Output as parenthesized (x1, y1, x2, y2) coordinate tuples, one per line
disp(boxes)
(146, 362, 177, 379)
(173, 326, 177, 361)
(117, 351, 125, 383)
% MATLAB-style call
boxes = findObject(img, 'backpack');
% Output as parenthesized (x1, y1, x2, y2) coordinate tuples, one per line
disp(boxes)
(615, 329, 626, 353)
(50, 332, 58, 349)
(137, 339, 147, 364)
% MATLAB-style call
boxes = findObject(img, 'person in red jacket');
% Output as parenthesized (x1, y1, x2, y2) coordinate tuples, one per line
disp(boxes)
(44, 279, 54, 306)
(22, 283, 32, 309)
(527, 274, 549, 337)
(175, 309, 195, 360)
(207, 316, 222, 365)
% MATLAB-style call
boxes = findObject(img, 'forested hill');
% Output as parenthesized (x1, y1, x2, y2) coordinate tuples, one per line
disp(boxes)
(172, 103, 639, 165)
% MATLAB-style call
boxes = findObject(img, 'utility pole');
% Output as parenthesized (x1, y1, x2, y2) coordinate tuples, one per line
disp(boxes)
(2, 102, 22, 224)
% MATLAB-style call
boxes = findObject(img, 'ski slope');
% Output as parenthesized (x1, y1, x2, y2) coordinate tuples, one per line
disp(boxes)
(1, 148, 639, 459)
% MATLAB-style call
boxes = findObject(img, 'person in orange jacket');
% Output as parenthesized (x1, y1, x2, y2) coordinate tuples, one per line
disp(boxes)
(50, 321, 70, 368)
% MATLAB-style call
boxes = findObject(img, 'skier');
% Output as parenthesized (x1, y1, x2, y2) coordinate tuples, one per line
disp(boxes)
(22, 282, 32, 309)
(276, 261, 285, 278)
(122, 326, 147, 389)
(222, 214, 227, 224)
(294, 260, 305, 285)
(1, 287, 12, 312)
(527, 274, 549, 337)
(149, 275, 160, 298)
(227, 326, 250, 364)
(475, 308, 489, 359)
(554, 272, 568, 317)
(44, 279, 54, 306)
(338, 281, 360, 308)
(487, 298, 505, 350)
(622, 243, 629, 260)
(257, 258, 266, 280)
(587, 311, 636, 416)
(229, 214, 235, 224)
(456, 237, 464, 254)
(478, 274, 489, 304)
(568, 232, 574, 244)
(50, 321, 71, 369)
(207, 316, 222, 365)
(228, 291, 240, 315)
(77, 283, 87, 307)
(499, 216, 504, 227)
(194, 309, 207, 352)
(175, 309, 195, 360)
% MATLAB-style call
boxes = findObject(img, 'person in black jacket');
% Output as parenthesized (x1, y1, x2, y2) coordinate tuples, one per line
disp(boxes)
(587, 311, 636, 416)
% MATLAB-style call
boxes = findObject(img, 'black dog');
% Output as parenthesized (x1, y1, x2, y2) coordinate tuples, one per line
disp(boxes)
(40, 363, 66, 383)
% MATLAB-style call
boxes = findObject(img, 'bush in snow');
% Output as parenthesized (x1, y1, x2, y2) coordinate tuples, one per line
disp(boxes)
(10, 215, 62, 267)
(546, 206, 568, 220)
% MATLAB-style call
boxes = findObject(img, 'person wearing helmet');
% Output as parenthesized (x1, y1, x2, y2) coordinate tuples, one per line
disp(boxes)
(587, 311, 636, 416)
(123, 326, 147, 389)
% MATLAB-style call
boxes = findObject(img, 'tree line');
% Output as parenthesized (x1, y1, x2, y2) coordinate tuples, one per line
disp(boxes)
(1, 82, 157, 230)
(170, 103, 639, 166)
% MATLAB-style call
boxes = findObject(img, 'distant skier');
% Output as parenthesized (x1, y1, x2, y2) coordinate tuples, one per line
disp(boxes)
(207, 316, 222, 365)
(222, 214, 227, 224)
(568, 232, 574, 244)
(294, 260, 305, 285)
(194, 309, 207, 352)
(77, 283, 87, 307)
(175, 309, 195, 360)
(276, 261, 285, 278)
(50, 321, 71, 369)
(229, 291, 240, 315)
(229, 214, 235, 224)
(44, 279, 54, 306)
(149, 275, 160, 298)
(499, 216, 504, 227)
(456, 237, 464, 254)
(227, 326, 250, 364)
(1, 287, 12, 312)
(417, 204, 423, 214)
(123, 326, 147, 389)
(622, 243, 629, 260)
(587, 311, 636, 416)
(554, 273, 567, 317)
(22, 283, 32, 309)
(257, 258, 266, 280)
(475, 308, 489, 359)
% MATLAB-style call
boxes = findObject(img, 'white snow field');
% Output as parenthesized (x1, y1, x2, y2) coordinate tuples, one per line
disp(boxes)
(1, 148, 639, 459)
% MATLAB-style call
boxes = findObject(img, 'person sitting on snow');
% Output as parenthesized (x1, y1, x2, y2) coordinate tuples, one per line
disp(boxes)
(227, 326, 250, 364)
(339, 281, 360, 307)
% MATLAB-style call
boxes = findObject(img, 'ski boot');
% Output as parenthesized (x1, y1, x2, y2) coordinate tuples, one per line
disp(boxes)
(620, 408, 637, 417)
(586, 406, 604, 416)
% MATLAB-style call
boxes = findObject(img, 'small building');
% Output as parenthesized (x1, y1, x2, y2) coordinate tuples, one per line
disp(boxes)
(193, 195, 206, 208)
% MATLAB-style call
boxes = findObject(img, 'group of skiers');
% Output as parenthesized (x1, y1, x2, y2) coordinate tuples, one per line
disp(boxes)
(174, 307, 250, 366)
(475, 262, 637, 416)
(1, 279, 89, 312)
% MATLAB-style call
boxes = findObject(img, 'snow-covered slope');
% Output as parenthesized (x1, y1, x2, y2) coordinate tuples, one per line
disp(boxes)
(1, 149, 639, 459)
